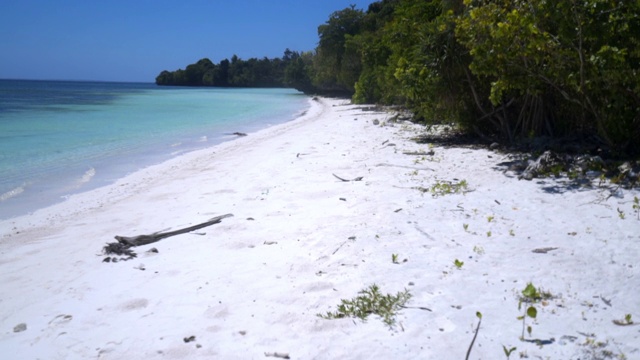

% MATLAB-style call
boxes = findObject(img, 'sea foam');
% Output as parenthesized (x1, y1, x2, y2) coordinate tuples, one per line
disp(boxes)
(79, 167, 96, 184)
(0, 184, 25, 202)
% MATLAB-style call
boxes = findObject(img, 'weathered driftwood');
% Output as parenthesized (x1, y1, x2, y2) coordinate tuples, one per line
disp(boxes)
(102, 214, 233, 262)
(115, 213, 234, 247)
(332, 173, 363, 182)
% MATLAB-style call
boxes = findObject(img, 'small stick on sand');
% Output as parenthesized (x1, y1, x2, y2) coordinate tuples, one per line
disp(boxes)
(264, 352, 290, 359)
(333, 173, 363, 182)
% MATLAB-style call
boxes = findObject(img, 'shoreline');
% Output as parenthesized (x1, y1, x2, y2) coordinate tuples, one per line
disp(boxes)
(0, 83, 309, 221)
(0, 94, 320, 240)
(1, 97, 638, 359)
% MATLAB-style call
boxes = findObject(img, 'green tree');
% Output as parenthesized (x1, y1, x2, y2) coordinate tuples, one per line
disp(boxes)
(352, 0, 399, 104)
(456, 0, 640, 151)
(314, 5, 365, 94)
(284, 50, 315, 93)
(383, 0, 481, 128)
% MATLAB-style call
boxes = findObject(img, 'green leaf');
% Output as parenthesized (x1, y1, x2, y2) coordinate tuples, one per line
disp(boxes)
(522, 283, 538, 300)
(527, 306, 537, 319)
(503, 345, 517, 356)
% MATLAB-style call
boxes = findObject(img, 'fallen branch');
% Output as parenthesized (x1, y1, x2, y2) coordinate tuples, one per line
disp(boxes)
(102, 214, 233, 262)
(115, 214, 234, 246)
(333, 173, 363, 182)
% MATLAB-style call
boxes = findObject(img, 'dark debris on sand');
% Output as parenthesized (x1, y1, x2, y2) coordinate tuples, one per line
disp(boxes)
(102, 242, 137, 262)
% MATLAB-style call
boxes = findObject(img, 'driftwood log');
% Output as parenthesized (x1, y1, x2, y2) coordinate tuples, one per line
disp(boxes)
(102, 214, 233, 262)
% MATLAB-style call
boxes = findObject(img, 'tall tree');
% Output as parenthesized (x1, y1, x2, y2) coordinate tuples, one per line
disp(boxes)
(313, 5, 365, 94)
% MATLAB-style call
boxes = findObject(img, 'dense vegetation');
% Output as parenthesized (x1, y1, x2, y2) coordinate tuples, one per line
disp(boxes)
(155, 50, 302, 88)
(157, 0, 639, 154)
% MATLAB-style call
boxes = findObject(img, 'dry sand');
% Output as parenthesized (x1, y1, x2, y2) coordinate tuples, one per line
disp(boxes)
(1, 97, 639, 359)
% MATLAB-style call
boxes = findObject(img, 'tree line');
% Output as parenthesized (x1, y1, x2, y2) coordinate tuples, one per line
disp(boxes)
(157, 0, 639, 154)
(156, 50, 298, 88)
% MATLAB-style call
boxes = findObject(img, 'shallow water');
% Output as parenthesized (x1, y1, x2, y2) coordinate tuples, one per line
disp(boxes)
(0, 80, 309, 219)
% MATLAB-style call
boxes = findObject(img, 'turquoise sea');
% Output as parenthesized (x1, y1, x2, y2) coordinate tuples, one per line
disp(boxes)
(0, 80, 309, 220)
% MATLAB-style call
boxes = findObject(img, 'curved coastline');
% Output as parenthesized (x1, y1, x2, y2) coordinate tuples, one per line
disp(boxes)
(0, 96, 318, 231)
(0, 94, 313, 222)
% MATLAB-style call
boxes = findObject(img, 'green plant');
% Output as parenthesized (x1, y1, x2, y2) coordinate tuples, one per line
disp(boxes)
(502, 345, 517, 359)
(581, 337, 622, 359)
(633, 196, 639, 220)
(473, 245, 485, 255)
(509, 229, 515, 236)
(518, 283, 552, 340)
(487, 231, 492, 237)
(613, 313, 634, 326)
(617, 208, 626, 220)
(463, 223, 469, 231)
(429, 179, 469, 197)
(454, 259, 464, 269)
(318, 284, 412, 328)
(391, 253, 399, 264)
(487, 215, 494, 222)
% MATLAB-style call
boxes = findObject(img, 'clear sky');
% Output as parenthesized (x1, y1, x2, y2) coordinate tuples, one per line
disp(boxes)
(0, 0, 376, 83)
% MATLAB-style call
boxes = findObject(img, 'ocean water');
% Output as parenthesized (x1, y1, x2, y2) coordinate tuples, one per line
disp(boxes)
(0, 80, 309, 220)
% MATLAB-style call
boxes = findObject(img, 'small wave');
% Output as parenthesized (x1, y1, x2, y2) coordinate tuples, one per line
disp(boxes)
(198, 136, 208, 142)
(171, 142, 182, 147)
(0, 184, 26, 202)
(79, 167, 96, 184)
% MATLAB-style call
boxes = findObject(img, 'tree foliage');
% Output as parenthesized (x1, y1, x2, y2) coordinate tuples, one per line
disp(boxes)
(455, 0, 640, 149)
(156, 0, 640, 154)
(313, 5, 366, 94)
(318, 0, 639, 153)
(155, 51, 295, 88)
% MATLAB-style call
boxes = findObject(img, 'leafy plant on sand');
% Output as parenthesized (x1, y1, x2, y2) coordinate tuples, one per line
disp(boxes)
(454, 259, 464, 269)
(502, 345, 517, 359)
(318, 284, 411, 327)
(473, 245, 485, 255)
(425, 179, 469, 197)
(518, 282, 553, 340)
(391, 253, 399, 264)
(633, 196, 639, 220)
(580, 336, 625, 359)
(613, 313, 634, 326)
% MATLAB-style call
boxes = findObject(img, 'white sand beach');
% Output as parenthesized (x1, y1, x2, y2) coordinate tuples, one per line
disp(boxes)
(1, 97, 639, 359)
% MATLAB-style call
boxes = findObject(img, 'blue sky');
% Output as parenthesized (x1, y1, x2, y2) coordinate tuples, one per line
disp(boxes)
(0, 1, 376, 83)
